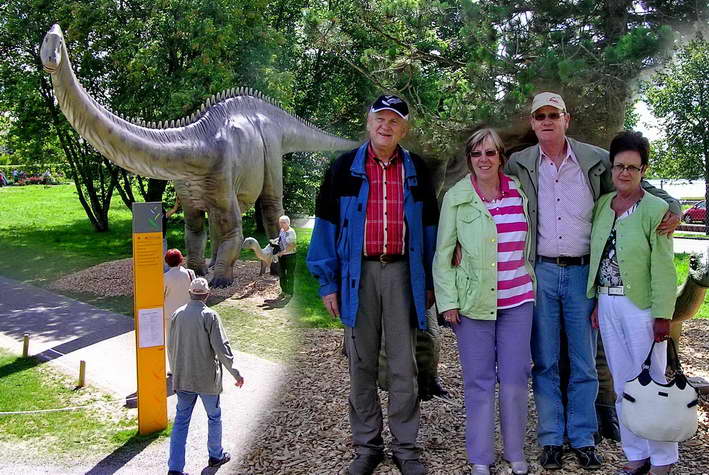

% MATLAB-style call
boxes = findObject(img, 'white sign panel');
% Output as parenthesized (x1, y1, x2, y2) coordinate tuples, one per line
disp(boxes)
(138, 307, 164, 348)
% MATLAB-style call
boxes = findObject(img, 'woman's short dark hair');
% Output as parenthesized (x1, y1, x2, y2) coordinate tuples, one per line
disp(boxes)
(609, 130, 650, 166)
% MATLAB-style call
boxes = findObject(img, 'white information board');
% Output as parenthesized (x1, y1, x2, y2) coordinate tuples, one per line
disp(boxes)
(138, 307, 164, 348)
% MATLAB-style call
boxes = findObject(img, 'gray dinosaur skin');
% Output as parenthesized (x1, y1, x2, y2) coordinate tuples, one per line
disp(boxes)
(41, 24, 359, 286)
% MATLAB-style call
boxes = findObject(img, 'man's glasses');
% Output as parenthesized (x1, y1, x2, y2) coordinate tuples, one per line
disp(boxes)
(469, 150, 498, 158)
(533, 112, 564, 121)
(612, 164, 643, 174)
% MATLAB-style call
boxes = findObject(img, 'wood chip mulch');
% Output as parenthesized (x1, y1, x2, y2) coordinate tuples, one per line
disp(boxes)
(50, 258, 279, 299)
(240, 320, 709, 475)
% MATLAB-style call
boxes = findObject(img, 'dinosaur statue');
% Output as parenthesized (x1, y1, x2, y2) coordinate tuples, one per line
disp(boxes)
(40, 24, 358, 286)
(242, 237, 278, 276)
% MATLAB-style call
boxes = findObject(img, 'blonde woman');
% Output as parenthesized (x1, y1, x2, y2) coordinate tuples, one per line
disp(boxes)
(433, 128, 535, 475)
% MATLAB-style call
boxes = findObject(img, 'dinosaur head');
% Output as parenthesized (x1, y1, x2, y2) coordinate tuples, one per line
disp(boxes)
(41, 24, 65, 74)
(688, 247, 709, 288)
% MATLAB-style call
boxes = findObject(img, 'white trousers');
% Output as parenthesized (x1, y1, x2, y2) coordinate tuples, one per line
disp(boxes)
(598, 294, 679, 466)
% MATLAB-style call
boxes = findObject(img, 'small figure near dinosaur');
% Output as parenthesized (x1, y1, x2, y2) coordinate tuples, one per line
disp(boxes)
(41, 24, 358, 287)
(242, 237, 279, 276)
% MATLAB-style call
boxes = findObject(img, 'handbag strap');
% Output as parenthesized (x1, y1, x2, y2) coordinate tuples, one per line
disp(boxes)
(666, 338, 684, 375)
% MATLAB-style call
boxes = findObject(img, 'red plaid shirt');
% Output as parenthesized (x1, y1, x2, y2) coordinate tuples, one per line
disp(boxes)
(364, 144, 406, 256)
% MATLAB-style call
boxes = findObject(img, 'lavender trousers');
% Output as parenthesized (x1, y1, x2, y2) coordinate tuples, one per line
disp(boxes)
(454, 302, 533, 465)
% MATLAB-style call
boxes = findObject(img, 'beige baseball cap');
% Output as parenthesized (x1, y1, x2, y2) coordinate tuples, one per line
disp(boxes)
(189, 277, 210, 294)
(531, 92, 567, 114)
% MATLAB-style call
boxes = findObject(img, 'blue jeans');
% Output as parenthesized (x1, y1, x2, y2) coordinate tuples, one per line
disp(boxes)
(531, 261, 598, 448)
(168, 391, 224, 472)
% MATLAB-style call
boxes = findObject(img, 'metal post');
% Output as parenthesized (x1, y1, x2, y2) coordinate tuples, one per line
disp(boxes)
(22, 333, 29, 358)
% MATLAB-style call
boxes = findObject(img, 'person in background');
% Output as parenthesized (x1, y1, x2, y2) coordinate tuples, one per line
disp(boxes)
(275, 215, 297, 302)
(586, 131, 678, 475)
(434, 128, 534, 475)
(164, 249, 195, 373)
(167, 277, 244, 475)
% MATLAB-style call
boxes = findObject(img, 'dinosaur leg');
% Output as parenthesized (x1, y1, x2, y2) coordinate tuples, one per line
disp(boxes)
(209, 201, 243, 288)
(183, 206, 208, 276)
(208, 215, 221, 269)
(259, 195, 284, 240)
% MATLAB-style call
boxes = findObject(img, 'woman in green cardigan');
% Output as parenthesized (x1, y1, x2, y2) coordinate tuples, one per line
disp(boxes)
(586, 131, 678, 475)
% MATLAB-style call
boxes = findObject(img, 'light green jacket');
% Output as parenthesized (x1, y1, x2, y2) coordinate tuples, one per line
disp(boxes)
(433, 174, 535, 320)
(586, 192, 676, 319)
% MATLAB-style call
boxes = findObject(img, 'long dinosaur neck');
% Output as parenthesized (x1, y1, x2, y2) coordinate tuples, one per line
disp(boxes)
(52, 43, 194, 180)
(279, 113, 360, 154)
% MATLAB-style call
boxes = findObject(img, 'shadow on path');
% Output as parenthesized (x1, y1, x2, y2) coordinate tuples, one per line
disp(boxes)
(85, 430, 169, 475)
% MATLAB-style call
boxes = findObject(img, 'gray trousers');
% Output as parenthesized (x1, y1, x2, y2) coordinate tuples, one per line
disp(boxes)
(345, 260, 419, 459)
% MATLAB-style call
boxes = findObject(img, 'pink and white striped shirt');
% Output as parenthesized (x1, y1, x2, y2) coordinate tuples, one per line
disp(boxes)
(472, 173, 535, 309)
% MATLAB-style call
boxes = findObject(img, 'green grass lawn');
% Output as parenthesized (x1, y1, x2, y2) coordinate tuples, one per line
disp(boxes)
(0, 348, 169, 460)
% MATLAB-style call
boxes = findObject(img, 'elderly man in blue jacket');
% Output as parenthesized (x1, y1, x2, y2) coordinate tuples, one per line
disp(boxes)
(307, 95, 438, 475)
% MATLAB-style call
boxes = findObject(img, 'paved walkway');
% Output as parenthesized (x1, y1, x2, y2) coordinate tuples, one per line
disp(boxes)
(674, 236, 709, 255)
(0, 275, 286, 474)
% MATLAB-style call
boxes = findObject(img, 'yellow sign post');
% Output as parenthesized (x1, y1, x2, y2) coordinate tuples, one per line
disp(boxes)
(132, 202, 167, 434)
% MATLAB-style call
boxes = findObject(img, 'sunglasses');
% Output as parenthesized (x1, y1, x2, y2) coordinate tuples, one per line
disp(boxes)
(469, 150, 498, 158)
(533, 112, 564, 121)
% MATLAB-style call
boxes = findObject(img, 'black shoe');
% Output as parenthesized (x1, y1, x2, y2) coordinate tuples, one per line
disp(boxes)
(347, 453, 384, 475)
(167, 471, 188, 475)
(539, 445, 563, 470)
(572, 446, 603, 470)
(430, 378, 452, 401)
(208, 451, 231, 467)
(597, 404, 621, 442)
(392, 455, 426, 475)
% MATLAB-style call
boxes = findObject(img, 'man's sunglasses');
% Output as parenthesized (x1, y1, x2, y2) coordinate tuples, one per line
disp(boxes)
(469, 150, 498, 158)
(533, 112, 565, 121)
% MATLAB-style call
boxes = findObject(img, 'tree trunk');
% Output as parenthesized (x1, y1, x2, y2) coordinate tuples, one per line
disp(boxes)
(145, 178, 167, 203)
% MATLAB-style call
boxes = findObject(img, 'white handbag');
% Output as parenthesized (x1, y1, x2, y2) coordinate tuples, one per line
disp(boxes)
(621, 339, 699, 442)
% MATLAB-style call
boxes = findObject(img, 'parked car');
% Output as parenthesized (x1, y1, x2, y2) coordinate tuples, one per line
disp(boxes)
(683, 201, 706, 223)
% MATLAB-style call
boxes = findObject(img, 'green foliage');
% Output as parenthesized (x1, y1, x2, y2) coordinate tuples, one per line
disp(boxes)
(644, 36, 709, 182)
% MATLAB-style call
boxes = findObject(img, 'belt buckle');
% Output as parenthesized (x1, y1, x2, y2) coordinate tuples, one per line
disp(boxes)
(555, 257, 567, 267)
(379, 254, 389, 265)
(609, 286, 624, 296)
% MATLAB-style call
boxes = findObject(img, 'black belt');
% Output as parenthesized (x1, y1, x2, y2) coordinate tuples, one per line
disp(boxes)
(538, 255, 590, 266)
(363, 254, 405, 264)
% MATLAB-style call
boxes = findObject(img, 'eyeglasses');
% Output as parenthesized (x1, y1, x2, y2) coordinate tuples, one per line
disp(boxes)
(469, 150, 498, 158)
(612, 164, 644, 174)
(533, 112, 564, 121)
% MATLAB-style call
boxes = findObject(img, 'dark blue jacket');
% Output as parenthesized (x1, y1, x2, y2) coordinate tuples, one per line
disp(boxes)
(306, 142, 438, 329)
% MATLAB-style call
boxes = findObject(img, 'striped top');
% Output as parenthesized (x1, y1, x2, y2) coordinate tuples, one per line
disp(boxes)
(471, 173, 534, 309)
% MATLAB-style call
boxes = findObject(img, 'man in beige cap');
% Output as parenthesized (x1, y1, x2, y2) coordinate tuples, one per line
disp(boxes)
(167, 277, 245, 475)
(504, 92, 681, 471)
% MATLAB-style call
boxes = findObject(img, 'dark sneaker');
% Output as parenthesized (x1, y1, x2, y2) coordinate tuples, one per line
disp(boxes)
(208, 451, 231, 468)
(167, 471, 188, 475)
(539, 445, 563, 470)
(430, 378, 452, 401)
(572, 446, 603, 470)
(347, 453, 384, 475)
(392, 455, 426, 475)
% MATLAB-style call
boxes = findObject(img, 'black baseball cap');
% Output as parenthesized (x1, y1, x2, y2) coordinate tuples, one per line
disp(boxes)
(370, 95, 409, 120)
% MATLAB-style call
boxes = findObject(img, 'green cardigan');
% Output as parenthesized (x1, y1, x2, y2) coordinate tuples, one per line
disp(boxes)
(586, 191, 676, 319)
(433, 174, 535, 320)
